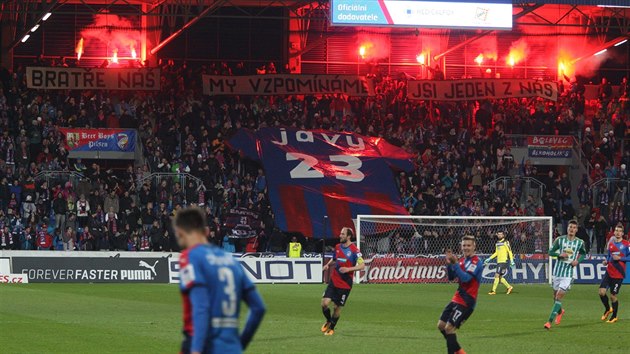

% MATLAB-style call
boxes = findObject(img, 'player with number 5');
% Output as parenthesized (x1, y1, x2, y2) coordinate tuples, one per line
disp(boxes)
(175, 207, 266, 354)
(321, 227, 365, 336)
(438, 235, 483, 354)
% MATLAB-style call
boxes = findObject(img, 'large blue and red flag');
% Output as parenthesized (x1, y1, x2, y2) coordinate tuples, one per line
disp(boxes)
(228, 128, 414, 238)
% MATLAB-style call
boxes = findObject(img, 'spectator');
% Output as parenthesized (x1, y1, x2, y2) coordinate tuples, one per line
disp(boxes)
(142, 202, 155, 231)
(287, 236, 302, 258)
(53, 192, 67, 232)
(62, 226, 75, 251)
(76, 194, 90, 227)
(36, 224, 52, 250)
(149, 220, 162, 251)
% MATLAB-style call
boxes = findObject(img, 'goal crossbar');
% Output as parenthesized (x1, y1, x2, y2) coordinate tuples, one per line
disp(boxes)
(355, 215, 554, 284)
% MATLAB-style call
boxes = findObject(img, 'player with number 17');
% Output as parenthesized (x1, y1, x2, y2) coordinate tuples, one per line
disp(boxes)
(438, 236, 483, 354)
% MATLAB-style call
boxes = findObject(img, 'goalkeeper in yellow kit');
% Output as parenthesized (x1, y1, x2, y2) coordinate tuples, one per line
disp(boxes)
(484, 231, 515, 295)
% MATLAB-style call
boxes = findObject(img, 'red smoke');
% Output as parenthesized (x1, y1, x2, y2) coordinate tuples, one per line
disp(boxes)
(79, 13, 141, 63)
(506, 38, 529, 67)
(556, 37, 609, 78)
(469, 34, 498, 63)
(507, 24, 610, 79)
(356, 33, 391, 61)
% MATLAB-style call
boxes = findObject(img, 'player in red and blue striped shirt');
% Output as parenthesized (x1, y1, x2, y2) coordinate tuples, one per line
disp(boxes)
(320, 227, 364, 336)
(438, 235, 483, 354)
(599, 223, 630, 323)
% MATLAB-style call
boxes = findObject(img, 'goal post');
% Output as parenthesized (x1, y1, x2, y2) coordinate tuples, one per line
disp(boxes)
(355, 215, 553, 285)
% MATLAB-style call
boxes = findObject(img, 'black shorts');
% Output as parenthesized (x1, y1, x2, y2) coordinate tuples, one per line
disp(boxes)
(323, 282, 351, 306)
(600, 275, 623, 295)
(440, 302, 473, 329)
(496, 263, 509, 276)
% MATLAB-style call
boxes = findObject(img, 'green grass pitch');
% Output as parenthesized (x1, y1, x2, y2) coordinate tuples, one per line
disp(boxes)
(1, 283, 629, 353)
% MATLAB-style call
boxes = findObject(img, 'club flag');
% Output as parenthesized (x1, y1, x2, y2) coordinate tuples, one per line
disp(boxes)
(228, 128, 414, 238)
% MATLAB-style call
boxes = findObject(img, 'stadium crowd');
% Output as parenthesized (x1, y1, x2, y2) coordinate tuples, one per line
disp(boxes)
(0, 60, 628, 254)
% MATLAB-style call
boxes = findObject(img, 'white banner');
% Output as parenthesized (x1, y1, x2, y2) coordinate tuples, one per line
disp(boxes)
(203, 74, 374, 96)
(26, 67, 160, 90)
(0, 257, 10, 274)
(0, 252, 323, 284)
(168, 256, 322, 284)
(239, 258, 322, 284)
(407, 79, 558, 101)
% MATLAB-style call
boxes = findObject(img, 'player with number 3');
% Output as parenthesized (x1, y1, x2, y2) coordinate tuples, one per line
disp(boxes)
(175, 207, 266, 354)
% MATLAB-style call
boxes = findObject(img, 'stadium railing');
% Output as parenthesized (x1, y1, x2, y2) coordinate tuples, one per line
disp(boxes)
(136, 172, 206, 206)
(590, 178, 629, 209)
(487, 176, 545, 203)
(33, 170, 89, 190)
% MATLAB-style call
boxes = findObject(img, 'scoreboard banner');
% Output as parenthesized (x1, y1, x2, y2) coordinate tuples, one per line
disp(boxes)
(59, 128, 136, 152)
(26, 67, 160, 90)
(228, 128, 414, 238)
(202, 74, 375, 96)
(11, 256, 170, 283)
(407, 79, 558, 101)
(331, 0, 513, 30)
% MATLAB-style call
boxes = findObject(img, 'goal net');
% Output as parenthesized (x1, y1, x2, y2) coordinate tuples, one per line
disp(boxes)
(355, 215, 553, 284)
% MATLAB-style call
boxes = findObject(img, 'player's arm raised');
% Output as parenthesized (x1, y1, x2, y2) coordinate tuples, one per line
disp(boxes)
(444, 250, 457, 280)
(240, 275, 266, 350)
(450, 261, 477, 283)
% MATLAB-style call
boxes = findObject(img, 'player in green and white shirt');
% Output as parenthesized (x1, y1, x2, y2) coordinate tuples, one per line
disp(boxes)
(544, 220, 587, 330)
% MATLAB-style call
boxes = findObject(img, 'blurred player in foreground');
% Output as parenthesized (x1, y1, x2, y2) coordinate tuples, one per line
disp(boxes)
(175, 207, 266, 354)
(321, 227, 364, 336)
(545, 220, 586, 329)
(438, 236, 483, 354)
(599, 223, 630, 323)
(484, 231, 515, 295)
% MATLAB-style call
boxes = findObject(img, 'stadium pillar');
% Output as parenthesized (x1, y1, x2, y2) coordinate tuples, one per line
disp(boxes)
(288, 10, 303, 73)
(0, 16, 13, 70)
(143, 3, 161, 67)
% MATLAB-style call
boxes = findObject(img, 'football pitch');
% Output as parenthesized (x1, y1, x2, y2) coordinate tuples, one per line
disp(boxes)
(1, 283, 628, 354)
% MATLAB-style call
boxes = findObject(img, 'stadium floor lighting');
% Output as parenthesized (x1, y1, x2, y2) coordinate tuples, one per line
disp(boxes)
(31, 24, 40, 32)
(594, 49, 607, 56)
(42, 12, 52, 21)
(21, 34, 30, 43)
(614, 39, 628, 46)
